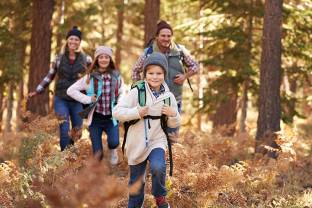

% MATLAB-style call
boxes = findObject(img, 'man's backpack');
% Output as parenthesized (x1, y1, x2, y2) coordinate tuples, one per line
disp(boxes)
(122, 80, 174, 176)
(144, 43, 193, 92)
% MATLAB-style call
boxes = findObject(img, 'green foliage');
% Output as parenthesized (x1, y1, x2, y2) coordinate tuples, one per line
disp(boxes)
(18, 132, 52, 168)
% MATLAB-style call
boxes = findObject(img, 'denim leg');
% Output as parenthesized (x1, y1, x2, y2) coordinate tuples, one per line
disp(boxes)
(149, 148, 167, 197)
(68, 101, 83, 129)
(103, 120, 119, 149)
(89, 120, 104, 160)
(54, 96, 72, 151)
(128, 161, 147, 208)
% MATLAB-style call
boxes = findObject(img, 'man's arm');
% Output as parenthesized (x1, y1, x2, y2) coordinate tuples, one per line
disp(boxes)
(181, 46, 199, 78)
(131, 53, 146, 82)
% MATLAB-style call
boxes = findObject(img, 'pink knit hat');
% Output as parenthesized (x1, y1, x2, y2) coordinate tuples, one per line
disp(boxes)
(94, 46, 113, 59)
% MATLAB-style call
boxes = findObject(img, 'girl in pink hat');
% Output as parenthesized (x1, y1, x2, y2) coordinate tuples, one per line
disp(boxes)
(67, 46, 124, 164)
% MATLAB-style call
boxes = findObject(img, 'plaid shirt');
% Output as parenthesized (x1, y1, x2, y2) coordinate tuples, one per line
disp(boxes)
(151, 84, 165, 98)
(131, 43, 198, 81)
(36, 54, 92, 93)
(95, 74, 112, 115)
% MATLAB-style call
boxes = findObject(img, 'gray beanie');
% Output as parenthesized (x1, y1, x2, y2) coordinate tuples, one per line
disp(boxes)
(143, 52, 168, 77)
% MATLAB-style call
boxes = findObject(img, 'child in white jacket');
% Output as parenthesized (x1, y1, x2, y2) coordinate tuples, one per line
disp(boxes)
(113, 52, 180, 208)
(67, 46, 123, 165)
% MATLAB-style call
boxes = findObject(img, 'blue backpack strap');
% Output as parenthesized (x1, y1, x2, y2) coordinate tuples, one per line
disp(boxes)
(144, 45, 154, 58)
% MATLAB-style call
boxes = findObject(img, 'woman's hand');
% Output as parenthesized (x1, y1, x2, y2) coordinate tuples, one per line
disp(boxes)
(161, 104, 177, 117)
(28, 91, 38, 99)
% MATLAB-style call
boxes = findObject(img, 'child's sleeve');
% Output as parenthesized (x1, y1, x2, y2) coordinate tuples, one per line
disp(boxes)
(67, 75, 92, 104)
(167, 94, 181, 128)
(112, 88, 141, 122)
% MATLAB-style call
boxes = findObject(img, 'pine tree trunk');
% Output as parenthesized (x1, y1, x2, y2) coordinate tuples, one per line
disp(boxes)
(240, 80, 249, 132)
(56, 0, 65, 52)
(212, 87, 238, 136)
(144, 0, 160, 46)
(0, 84, 4, 133)
(16, 80, 24, 130)
(27, 0, 54, 115)
(5, 82, 14, 132)
(240, 0, 254, 133)
(256, 0, 283, 150)
(115, 0, 125, 70)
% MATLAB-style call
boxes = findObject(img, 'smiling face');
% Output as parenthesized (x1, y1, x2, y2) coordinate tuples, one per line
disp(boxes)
(97, 54, 111, 72)
(66, 36, 81, 51)
(145, 65, 165, 91)
(155, 28, 172, 49)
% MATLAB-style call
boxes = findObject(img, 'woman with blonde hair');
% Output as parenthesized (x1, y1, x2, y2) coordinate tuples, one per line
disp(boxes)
(28, 26, 92, 151)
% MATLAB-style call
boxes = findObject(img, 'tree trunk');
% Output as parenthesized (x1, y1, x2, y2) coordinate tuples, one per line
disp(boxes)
(56, 0, 65, 52)
(5, 82, 14, 132)
(16, 80, 24, 130)
(240, 80, 249, 132)
(144, 0, 160, 46)
(27, 0, 55, 115)
(0, 84, 4, 133)
(240, 0, 254, 133)
(256, 0, 283, 151)
(212, 87, 238, 136)
(115, 0, 125, 70)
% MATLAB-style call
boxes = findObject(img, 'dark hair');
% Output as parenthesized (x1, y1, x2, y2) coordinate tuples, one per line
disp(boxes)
(86, 57, 116, 84)
(155, 20, 173, 36)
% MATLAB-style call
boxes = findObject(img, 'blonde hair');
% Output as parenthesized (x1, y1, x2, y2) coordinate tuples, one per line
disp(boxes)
(60, 41, 83, 54)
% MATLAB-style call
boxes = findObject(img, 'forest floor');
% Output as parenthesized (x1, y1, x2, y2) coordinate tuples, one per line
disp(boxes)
(0, 112, 312, 208)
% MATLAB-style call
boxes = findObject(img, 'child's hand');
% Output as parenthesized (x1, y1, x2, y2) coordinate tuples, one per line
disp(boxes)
(138, 106, 149, 118)
(91, 95, 97, 103)
(161, 104, 177, 117)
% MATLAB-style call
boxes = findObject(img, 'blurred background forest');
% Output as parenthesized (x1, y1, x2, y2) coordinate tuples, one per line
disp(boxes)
(0, 0, 312, 207)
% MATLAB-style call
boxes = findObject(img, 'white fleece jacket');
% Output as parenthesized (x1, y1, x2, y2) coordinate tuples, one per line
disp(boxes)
(112, 81, 180, 165)
(67, 74, 123, 126)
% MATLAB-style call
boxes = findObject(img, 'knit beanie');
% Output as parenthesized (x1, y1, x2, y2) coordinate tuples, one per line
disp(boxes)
(94, 46, 113, 59)
(143, 52, 168, 77)
(156, 20, 173, 35)
(66, 26, 82, 40)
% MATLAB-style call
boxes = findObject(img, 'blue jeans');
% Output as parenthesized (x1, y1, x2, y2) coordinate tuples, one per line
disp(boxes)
(54, 96, 83, 151)
(167, 101, 182, 135)
(128, 148, 167, 208)
(88, 112, 119, 160)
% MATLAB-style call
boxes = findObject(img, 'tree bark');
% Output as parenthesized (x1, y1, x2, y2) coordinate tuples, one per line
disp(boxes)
(27, 0, 55, 115)
(256, 0, 283, 150)
(5, 82, 14, 132)
(0, 84, 4, 133)
(115, 0, 125, 70)
(212, 86, 238, 136)
(144, 0, 160, 46)
(240, 0, 254, 133)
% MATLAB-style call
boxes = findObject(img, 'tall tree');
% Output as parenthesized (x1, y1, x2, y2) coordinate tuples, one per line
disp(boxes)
(115, 0, 125, 69)
(5, 82, 14, 132)
(256, 0, 283, 149)
(27, 0, 55, 115)
(240, 0, 254, 133)
(144, 0, 160, 46)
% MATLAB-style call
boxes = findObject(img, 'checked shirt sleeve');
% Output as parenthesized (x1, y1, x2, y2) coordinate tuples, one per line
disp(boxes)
(181, 46, 199, 74)
(35, 56, 59, 93)
(131, 53, 146, 82)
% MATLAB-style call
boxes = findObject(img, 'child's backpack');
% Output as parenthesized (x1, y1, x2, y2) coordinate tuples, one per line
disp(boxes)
(122, 80, 174, 176)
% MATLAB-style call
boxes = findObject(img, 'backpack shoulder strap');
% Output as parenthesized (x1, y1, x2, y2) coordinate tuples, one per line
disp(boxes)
(164, 97, 171, 106)
(132, 80, 146, 107)
(144, 45, 154, 58)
